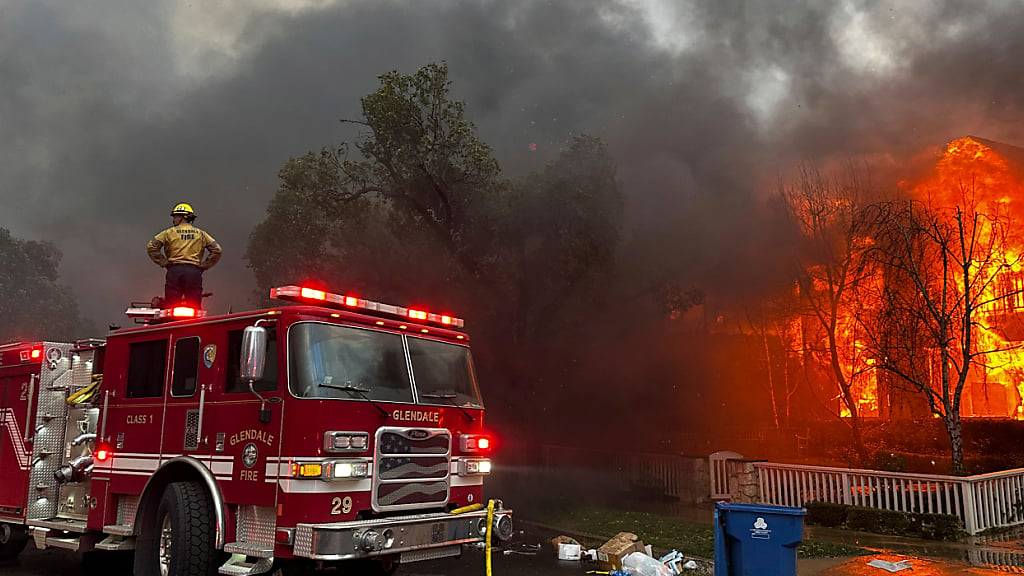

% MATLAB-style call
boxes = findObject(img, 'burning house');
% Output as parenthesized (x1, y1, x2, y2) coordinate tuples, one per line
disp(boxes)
(803, 136, 1024, 422)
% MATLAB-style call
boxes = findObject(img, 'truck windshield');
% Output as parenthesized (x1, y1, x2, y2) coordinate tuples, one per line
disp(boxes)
(408, 337, 483, 408)
(289, 323, 413, 402)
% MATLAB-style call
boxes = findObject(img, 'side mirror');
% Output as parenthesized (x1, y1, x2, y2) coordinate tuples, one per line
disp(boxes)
(240, 326, 267, 382)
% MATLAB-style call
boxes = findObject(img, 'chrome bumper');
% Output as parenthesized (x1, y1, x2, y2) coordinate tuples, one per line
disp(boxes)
(292, 508, 513, 562)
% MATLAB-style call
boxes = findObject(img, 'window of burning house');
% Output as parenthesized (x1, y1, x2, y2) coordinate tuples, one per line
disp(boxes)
(408, 337, 482, 408)
(126, 339, 168, 398)
(171, 337, 200, 397)
(227, 328, 278, 393)
(288, 323, 412, 403)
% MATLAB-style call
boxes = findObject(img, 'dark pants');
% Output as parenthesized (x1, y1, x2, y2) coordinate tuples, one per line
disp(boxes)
(165, 264, 204, 308)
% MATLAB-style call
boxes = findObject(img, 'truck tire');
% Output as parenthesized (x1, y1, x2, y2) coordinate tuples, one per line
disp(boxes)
(134, 481, 219, 576)
(0, 522, 28, 561)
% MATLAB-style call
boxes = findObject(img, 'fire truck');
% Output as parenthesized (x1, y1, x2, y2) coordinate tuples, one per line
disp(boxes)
(0, 284, 511, 575)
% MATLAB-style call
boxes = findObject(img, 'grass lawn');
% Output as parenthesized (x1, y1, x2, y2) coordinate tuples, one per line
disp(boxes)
(534, 506, 869, 560)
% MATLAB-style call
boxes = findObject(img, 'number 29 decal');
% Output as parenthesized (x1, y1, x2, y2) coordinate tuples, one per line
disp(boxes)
(331, 496, 353, 515)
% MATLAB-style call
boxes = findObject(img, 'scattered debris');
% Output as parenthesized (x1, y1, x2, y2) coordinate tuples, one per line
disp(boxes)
(503, 549, 538, 556)
(551, 535, 581, 550)
(622, 551, 675, 576)
(558, 542, 583, 560)
(597, 532, 646, 569)
(867, 559, 913, 572)
(681, 559, 698, 571)
(659, 550, 684, 573)
(502, 543, 541, 556)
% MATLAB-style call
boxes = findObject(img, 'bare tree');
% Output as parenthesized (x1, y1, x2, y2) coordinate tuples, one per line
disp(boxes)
(739, 291, 802, 430)
(780, 165, 878, 461)
(864, 188, 1021, 474)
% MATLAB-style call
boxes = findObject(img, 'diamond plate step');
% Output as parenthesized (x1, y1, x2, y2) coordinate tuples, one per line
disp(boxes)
(219, 553, 274, 575)
(224, 542, 274, 558)
(96, 534, 135, 551)
(103, 523, 134, 536)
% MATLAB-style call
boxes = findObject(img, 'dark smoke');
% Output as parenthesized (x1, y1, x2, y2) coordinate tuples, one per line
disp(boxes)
(2, 0, 1023, 328)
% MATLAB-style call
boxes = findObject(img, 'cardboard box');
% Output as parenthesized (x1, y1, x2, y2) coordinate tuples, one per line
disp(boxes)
(597, 532, 645, 569)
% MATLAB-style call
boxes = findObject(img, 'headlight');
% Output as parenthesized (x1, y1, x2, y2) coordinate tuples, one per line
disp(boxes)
(324, 431, 370, 453)
(459, 458, 492, 476)
(330, 460, 370, 479)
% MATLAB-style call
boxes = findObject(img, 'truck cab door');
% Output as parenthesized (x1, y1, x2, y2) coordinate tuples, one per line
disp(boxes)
(102, 337, 170, 495)
(164, 336, 209, 465)
(203, 327, 281, 501)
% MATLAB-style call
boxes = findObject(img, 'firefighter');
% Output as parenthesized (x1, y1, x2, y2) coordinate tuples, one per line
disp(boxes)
(146, 202, 222, 308)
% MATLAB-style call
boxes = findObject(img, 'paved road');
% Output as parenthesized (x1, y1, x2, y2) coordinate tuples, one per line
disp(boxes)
(3, 540, 578, 576)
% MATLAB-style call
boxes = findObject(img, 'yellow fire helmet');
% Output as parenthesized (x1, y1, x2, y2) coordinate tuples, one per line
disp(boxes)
(171, 202, 195, 217)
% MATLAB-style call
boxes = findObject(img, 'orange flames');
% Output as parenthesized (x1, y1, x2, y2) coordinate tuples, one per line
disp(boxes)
(835, 136, 1024, 419)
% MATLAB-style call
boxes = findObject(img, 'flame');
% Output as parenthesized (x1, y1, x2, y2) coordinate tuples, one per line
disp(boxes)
(796, 137, 1024, 420)
(832, 137, 1024, 419)
(914, 137, 1024, 419)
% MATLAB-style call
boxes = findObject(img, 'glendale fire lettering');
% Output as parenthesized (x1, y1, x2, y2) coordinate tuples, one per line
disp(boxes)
(391, 409, 441, 423)
(228, 428, 275, 447)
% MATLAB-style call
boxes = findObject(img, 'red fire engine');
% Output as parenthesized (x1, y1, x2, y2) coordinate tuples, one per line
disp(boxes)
(0, 284, 511, 575)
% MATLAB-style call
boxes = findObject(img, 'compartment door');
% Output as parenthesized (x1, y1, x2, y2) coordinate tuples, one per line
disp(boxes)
(0, 373, 33, 517)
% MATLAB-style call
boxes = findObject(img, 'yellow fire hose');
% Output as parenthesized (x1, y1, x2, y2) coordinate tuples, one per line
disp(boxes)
(486, 499, 495, 576)
(66, 375, 102, 405)
(450, 502, 484, 515)
(449, 500, 496, 576)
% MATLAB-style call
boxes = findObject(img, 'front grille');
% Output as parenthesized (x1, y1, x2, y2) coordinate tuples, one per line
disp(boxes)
(373, 427, 450, 512)
(378, 456, 449, 480)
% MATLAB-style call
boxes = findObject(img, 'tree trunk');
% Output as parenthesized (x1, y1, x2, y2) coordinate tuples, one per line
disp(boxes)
(945, 411, 966, 475)
(761, 327, 781, 429)
(827, 329, 869, 463)
(848, 413, 868, 467)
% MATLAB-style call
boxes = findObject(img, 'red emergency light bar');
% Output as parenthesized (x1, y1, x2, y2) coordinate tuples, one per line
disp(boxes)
(270, 285, 465, 329)
(124, 305, 208, 323)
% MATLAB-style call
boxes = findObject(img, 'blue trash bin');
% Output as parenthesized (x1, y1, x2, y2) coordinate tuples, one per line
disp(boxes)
(714, 502, 805, 576)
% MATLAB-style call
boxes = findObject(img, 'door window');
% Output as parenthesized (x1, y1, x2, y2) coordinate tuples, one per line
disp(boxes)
(126, 340, 168, 398)
(171, 337, 200, 397)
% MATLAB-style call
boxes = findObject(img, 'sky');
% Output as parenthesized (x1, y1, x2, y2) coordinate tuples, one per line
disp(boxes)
(2, 0, 1024, 327)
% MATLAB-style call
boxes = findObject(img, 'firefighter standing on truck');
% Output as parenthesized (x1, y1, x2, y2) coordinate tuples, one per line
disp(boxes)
(146, 202, 222, 308)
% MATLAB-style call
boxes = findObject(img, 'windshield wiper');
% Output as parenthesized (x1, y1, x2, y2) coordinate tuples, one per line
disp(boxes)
(319, 380, 388, 416)
(420, 392, 476, 422)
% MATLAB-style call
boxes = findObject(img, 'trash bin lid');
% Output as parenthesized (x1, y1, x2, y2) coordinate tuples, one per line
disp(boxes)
(715, 502, 806, 516)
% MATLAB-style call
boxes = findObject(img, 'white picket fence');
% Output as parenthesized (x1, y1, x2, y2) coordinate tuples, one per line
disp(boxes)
(755, 462, 1024, 535)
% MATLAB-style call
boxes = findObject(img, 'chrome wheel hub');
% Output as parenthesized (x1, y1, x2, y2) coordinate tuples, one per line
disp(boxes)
(158, 515, 173, 576)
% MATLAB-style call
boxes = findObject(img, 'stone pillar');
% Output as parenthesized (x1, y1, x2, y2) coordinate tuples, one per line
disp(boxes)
(727, 460, 763, 503)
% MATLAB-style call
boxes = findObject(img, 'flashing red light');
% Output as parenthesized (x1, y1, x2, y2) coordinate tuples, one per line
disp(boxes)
(300, 287, 327, 301)
(462, 433, 494, 453)
(270, 285, 466, 328)
(171, 307, 197, 318)
(30, 348, 42, 360)
(94, 444, 112, 462)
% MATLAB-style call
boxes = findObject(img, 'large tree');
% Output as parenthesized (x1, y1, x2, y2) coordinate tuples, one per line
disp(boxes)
(779, 166, 879, 461)
(247, 63, 623, 431)
(0, 228, 89, 342)
(864, 192, 1020, 474)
